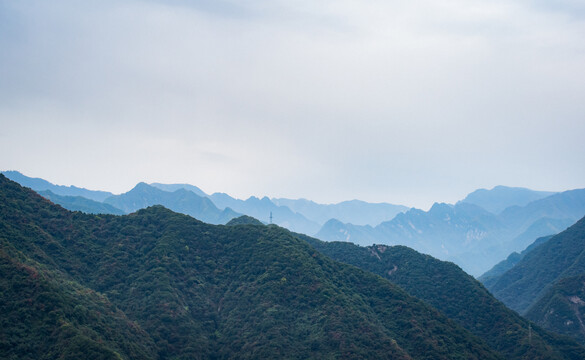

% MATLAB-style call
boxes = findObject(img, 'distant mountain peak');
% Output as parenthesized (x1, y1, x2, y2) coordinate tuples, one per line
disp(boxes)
(460, 186, 556, 214)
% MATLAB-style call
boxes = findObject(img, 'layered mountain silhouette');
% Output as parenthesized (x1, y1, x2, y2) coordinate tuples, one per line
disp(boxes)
(207, 193, 321, 234)
(2, 170, 113, 202)
(103, 182, 240, 225)
(272, 198, 408, 227)
(1, 174, 509, 359)
(38, 190, 125, 215)
(317, 188, 585, 275)
(5, 171, 585, 278)
(3, 171, 408, 236)
(460, 185, 556, 214)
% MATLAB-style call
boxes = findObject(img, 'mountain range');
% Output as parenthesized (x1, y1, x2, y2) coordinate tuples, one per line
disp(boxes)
(1, 174, 509, 359)
(460, 185, 556, 214)
(317, 189, 585, 275)
(3, 173, 585, 357)
(3, 171, 407, 236)
(5, 171, 585, 277)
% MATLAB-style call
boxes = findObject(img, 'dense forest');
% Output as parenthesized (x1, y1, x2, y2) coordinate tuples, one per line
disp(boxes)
(0, 175, 505, 359)
(299, 234, 585, 359)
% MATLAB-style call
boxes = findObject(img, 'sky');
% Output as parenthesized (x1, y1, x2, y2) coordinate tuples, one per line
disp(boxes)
(1, 0, 585, 210)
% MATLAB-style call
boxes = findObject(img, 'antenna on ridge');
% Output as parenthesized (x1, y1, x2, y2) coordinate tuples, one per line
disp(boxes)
(269, 211, 273, 224)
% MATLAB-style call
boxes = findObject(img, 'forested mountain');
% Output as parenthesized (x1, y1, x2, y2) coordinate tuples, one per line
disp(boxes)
(525, 275, 585, 345)
(0, 250, 157, 360)
(299, 235, 585, 360)
(272, 198, 408, 227)
(2, 171, 113, 202)
(103, 182, 240, 224)
(6, 171, 585, 278)
(460, 186, 556, 214)
(479, 235, 553, 288)
(225, 215, 264, 226)
(0, 174, 506, 359)
(38, 190, 125, 215)
(485, 216, 585, 315)
(316, 190, 585, 276)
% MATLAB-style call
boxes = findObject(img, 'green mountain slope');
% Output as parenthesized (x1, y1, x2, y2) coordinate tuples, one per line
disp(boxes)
(0, 174, 502, 359)
(225, 215, 264, 226)
(486, 216, 585, 314)
(479, 235, 553, 288)
(299, 234, 585, 360)
(525, 275, 585, 344)
(0, 217, 157, 359)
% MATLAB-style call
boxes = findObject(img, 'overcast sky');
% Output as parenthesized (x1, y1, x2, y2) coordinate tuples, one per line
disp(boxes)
(1, 0, 584, 209)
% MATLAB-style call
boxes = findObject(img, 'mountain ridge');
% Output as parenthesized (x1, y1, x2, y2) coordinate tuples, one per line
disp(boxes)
(0, 174, 505, 359)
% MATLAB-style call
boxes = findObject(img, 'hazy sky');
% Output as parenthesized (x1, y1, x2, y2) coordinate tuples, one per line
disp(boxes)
(1, 0, 584, 209)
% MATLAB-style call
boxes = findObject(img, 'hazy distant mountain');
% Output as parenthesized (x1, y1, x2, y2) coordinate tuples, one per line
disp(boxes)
(317, 202, 505, 275)
(149, 182, 207, 197)
(499, 217, 573, 259)
(486, 216, 585, 314)
(208, 193, 321, 235)
(460, 185, 556, 214)
(499, 189, 585, 234)
(377, 202, 502, 255)
(315, 219, 378, 246)
(38, 190, 125, 215)
(2, 170, 113, 202)
(299, 235, 585, 359)
(316, 189, 585, 276)
(104, 183, 240, 224)
(272, 198, 408, 226)
(143, 184, 321, 234)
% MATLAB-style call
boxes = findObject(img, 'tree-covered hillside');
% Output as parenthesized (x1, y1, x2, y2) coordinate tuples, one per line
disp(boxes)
(486, 216, 585, 314)
(300, 234, 585, 360)
(0, 174, 503, 359)
(525, 275, 585, 345)
(479, 235, 553, 288)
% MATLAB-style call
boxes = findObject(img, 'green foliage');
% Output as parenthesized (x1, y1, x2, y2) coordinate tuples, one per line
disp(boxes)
(525, 275, 585, 344)
(225, 215, 264, 226)
(0, 174, 502, 359)
(479, 235, 553, 288)
(0, 249, 156, 360)
(486, 216, 585, 314)
(299, 233, 585, 360)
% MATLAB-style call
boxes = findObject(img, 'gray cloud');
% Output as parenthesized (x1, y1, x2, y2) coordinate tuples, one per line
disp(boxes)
(1, 0, 584, 208)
